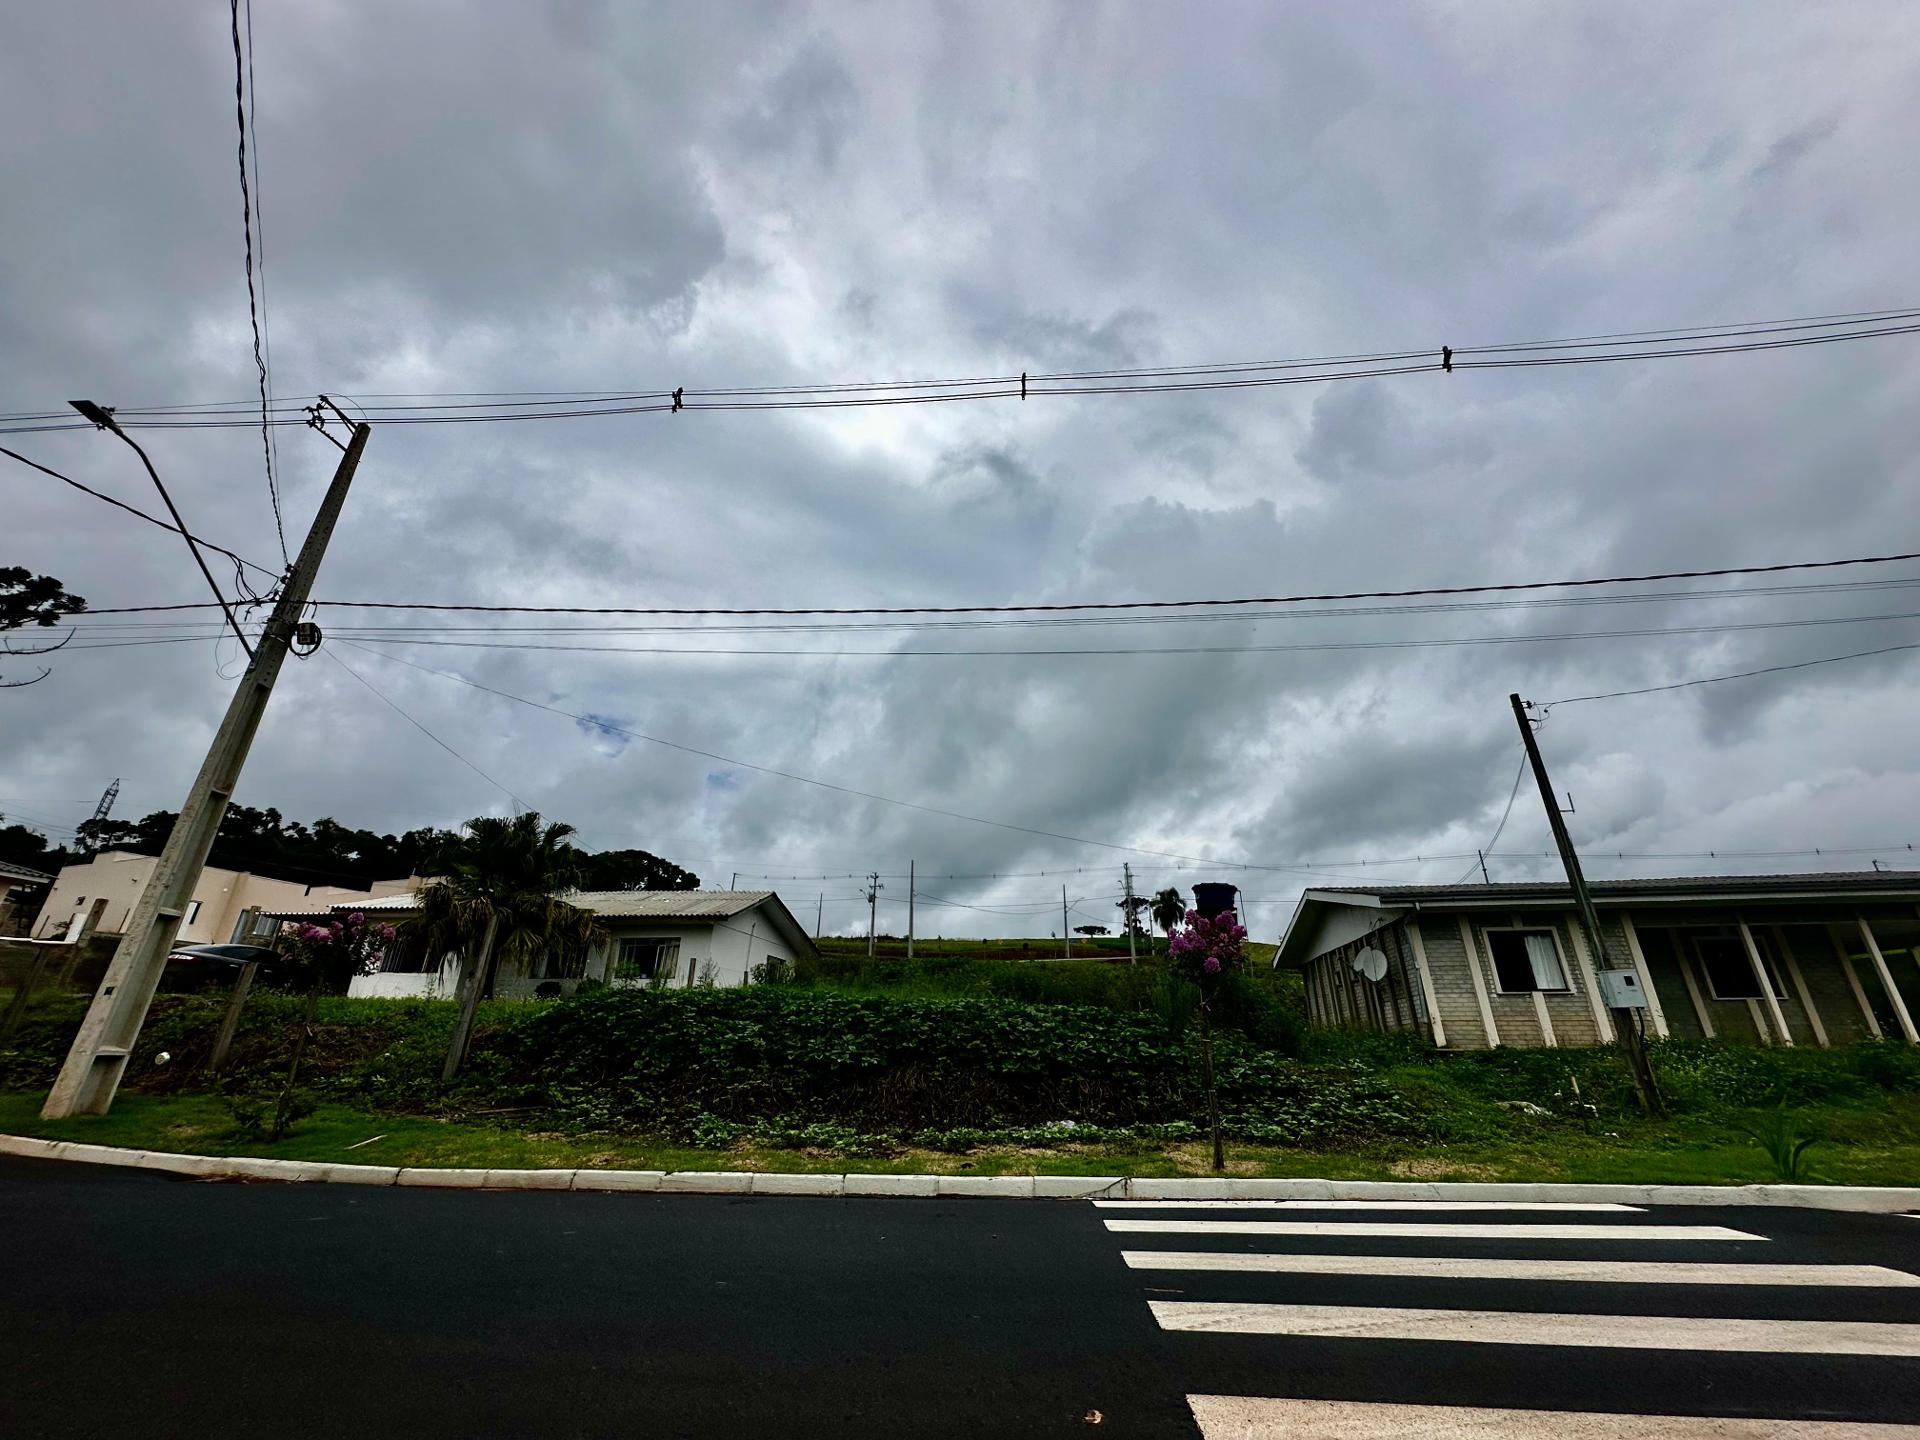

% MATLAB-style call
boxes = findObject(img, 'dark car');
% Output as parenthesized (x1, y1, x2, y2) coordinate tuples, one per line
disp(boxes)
(163, 942, 290, 990)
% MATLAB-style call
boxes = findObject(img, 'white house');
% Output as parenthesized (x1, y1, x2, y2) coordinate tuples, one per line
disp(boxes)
(272, 889, 814, 999)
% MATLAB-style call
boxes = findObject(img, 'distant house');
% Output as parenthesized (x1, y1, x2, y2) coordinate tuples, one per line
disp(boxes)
(29, 850, 418, 947)
(1275, 871, 1920, 1049)
(267, 889, 814, 999)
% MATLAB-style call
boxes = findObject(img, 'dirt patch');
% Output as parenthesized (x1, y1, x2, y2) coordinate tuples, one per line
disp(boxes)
(1389, 1157, 1501, 1180)
(1166, 1142, 1266, 1175)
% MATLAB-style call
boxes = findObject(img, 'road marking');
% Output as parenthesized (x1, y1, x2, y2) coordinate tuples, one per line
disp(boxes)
(1123, 1251, 1918, 1286)
(1185, 1395, 1920, 1438)
(1095, 1200, 1645, 1212)
(1104, 1220, 1763, 1241)
(1151, 1302, 1920, 1355)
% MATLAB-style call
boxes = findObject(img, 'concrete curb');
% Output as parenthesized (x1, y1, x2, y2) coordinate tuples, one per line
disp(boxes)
(2, 1133, 1916, 1210)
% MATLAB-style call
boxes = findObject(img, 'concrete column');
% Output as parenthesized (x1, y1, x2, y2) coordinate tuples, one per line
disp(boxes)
(1676, 940, 1716, 1039)
(1619, 913, 1669, 1039)
(1772, 924, 1828, 1048)
(1858, 913, 1919, 1044)
(1738, 917, 1794, 1046)
(1404, 920, 1448, 1048)
(1456, 916, 1501, 1048)
(1563, 913, 1615, 1043)
(1829, 924, 1883, 1039)
(1530, 990, 1558, 1047)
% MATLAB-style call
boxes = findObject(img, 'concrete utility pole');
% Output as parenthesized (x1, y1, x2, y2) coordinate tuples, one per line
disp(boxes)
(42, 421, 373, 1119)
(1124, 863, 1137, 963)
(1062, 886, 1071, 959)
(1510, 693, 1662, 1115)
(865, 872, 882, 958)
(907, 860, 915, 960)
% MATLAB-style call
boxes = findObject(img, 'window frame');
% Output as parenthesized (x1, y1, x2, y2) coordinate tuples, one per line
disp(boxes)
(1693, 930, 1786, 1002)
(613, 936, 681, 984)
(183, 899, 202, 926)
(1480, 923, 1573, 996)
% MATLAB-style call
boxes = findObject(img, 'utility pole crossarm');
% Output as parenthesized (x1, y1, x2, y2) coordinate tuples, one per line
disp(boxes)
(42, 423, 372, 1119)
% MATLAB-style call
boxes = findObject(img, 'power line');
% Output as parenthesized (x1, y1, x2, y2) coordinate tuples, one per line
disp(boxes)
(60, 573, 1920, 637)
(1543, 640, 1920, 706)
(230, 0, 286, 563)
(3, 307, 1916, 434)
(66, 546, 1920, 619)
(1458, 751, 1528, 884)
(333, 640, 1414, 877)
(0, 443, 280, 586)
(276, 607, 1920, 659)
(320, 647, 530, 812)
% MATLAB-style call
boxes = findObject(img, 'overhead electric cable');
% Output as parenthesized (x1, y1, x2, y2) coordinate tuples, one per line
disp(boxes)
(3, 306, 1915, 434)
(230, 0, 286, 563)
(1544, 641, 1920, 705)
(65, 547, 1920, 619)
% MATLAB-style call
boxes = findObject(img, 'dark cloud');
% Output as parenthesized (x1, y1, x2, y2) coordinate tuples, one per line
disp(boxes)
(4, 2, 1918, 938)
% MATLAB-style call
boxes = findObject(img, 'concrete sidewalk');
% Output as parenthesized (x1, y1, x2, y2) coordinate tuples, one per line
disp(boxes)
(5, 1132, 1918, 1210)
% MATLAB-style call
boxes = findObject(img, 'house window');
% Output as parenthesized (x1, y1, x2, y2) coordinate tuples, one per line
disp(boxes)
(614, 938, 680, 982)
(1695, 932, 1786, 1001)
(184, 900, 201, 925)
(1485, 928, 1570, 993)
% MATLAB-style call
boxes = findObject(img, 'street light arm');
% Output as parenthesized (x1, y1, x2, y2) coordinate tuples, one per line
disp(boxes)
(74, 405, 255, 659)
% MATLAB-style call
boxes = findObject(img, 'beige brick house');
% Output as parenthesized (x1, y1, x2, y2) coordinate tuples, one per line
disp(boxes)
(1275, 871, 1920, 1049)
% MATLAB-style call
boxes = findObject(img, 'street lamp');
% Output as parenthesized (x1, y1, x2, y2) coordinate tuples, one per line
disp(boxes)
(69, 399, 254, 656)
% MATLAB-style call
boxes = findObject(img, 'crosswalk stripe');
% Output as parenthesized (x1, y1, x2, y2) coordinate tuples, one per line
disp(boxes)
(1095, 1200, 1645, 1212)
(1151, 1301, 1920, 1355)
(1122, 1251, 1918, 1286)
(1105, 1220, 1763, 1241)
(1184, 1395, 1920, 1437)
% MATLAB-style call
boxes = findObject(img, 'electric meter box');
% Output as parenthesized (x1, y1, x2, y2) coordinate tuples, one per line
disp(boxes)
(1597, 969, 1647, 1009)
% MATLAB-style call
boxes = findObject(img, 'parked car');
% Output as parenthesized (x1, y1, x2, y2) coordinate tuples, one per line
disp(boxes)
(163, 943, 290, 990)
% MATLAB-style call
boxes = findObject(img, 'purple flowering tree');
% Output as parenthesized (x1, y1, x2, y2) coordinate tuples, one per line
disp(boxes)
(258, 912, 397, 1138)
(1166, 906, 1247, 1171)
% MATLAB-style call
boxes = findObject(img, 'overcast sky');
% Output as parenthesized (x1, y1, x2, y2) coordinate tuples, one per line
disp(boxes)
(3, 2, 1918, 938)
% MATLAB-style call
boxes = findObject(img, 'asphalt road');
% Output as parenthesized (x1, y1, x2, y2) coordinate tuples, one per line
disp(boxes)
(3, 1157, 1919, 1438)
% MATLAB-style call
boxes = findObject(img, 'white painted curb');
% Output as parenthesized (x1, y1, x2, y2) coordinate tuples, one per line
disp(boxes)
(2, 1133, 1916, 1210)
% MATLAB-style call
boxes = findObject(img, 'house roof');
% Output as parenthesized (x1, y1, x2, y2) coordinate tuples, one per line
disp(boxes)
(1276, 869, 1920, 968)
(567, 889, 777, 920)
(256, 888, 815, 953)
(0, 859, 54, 885)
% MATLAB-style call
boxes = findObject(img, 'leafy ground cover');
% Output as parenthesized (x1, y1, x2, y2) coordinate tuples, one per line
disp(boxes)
(4, 983, 1917, 1183)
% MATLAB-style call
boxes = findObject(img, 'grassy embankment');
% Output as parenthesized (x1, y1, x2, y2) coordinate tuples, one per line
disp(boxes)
(3, 965, 1917, 1184)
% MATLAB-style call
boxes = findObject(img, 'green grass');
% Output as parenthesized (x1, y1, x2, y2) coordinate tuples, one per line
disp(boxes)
(6, 1089, 1919, 1185)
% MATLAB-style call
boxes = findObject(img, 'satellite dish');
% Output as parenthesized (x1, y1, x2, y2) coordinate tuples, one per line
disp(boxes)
(1354, 947, 1389, 982)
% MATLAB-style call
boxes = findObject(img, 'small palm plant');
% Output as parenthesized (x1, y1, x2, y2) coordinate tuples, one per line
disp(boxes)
(410, 813, 604, 1080)
(1741, 1105, 1823, 1181)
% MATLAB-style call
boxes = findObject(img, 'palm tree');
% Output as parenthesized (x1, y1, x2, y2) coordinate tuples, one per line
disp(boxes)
(412, 813, 604, 1080)
(1150, 887, 1186, 938)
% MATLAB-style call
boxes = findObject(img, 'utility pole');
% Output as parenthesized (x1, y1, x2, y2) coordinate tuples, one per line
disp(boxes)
(865, 872, 882, 958)
(1477, 849, 1491, 884)
(1510, 693, 1662, 1115)
(730, 872, 738, 891)
(815, 893, 823, 940)
(907, 860, 915, 960)
(1062, 886, 1071, 959)
(1124, 863, 1138, 963)
(42, 420, 372, 1119)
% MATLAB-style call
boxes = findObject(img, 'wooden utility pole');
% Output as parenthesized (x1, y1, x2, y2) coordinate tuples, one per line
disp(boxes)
(207, 961, 260, 1075)
(1124, 864, 1138, 963)
(815, 893, 823, 940)
(1510, 693, 1662, 1115)
(907, 860, 915, 960)
(43, 422, 372, 1119)
(1062, 886, 1071, 959)
(865, 872, 881, 957)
